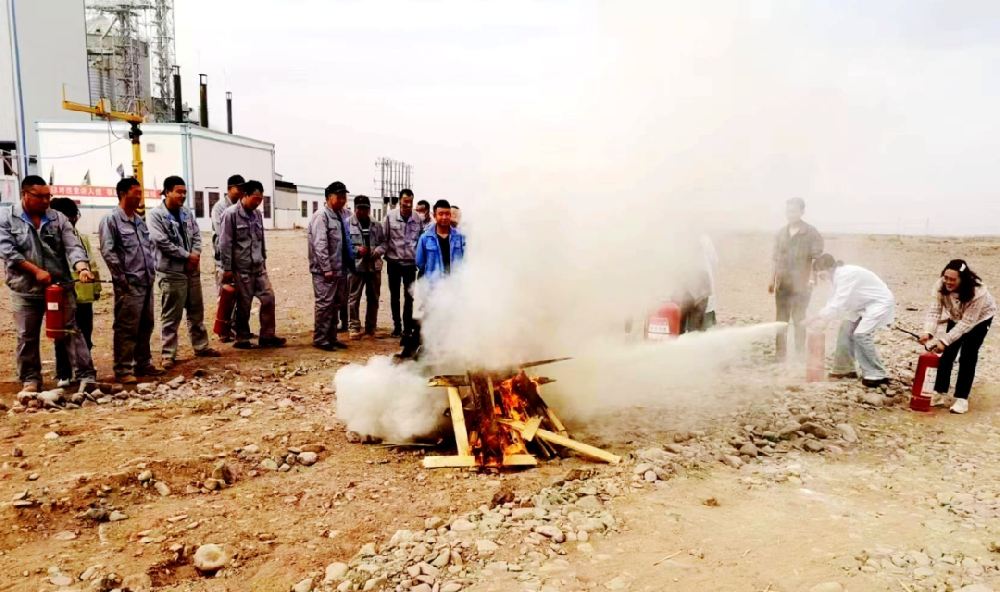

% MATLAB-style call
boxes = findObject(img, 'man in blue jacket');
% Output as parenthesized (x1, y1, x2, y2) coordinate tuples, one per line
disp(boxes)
(416, 199, 465, 284)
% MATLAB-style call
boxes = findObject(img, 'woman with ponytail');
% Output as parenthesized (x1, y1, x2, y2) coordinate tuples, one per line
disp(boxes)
(919, 260, 996, 414)
(807, 254, 895, 388)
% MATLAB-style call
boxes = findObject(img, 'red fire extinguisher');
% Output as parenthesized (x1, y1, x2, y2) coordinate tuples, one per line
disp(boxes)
(806, 331, 825, 382)
(214, 283, 238, 336)
(910, 350, 939, 412)
(45, 284, 68, 340)
(644, 302, 681, 341)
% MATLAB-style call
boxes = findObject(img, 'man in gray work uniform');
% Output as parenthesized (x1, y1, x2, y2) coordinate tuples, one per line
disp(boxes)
(100, 177, 164, 383)
(347, 194, 385, 340)
(218, 179, 286, 349)
(308, 181, 354, 351)
(211, 174, 245, 342)
(148, 176, 221, 368)
(0, 176, 98, 392)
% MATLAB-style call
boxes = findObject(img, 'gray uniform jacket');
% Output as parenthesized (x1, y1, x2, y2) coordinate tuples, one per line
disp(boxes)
(0, 202, 87, 297)
(309, 204, 355, 276)
(148, 202, 202, 276)
(382, 208, 422, 265)
(211, 196, 236, 261)
(218, 203, 266, 273)
(99, 206, 156, 287)
(307, 205, 352, 276)
(348, 214, 386, 273)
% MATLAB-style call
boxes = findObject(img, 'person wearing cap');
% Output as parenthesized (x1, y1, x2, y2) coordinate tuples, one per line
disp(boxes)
(48, 198, 102, 388)
(212, 175, 246, 342)
(347, 195, 385, 339)
(308, 182, 355, 350)
(148, 176, 221, 368)
(0, 177, 99, 392)
(383, 188, 422, 338)
(218, 180, 287, 349)
(100, 177, 164, 383)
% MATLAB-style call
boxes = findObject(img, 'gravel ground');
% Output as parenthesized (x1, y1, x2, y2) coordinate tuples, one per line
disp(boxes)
(0, 230, 998, 592)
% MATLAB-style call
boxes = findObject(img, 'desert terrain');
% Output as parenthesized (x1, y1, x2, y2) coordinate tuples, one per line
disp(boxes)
(0, 231, 998, 592)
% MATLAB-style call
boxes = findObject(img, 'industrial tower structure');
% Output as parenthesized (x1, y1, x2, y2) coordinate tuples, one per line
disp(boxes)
(84, 0, 175, 121)
(376, 157, 413, 210)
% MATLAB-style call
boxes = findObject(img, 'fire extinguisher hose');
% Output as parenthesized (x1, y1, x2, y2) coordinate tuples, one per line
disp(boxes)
(892, 325, 932, 351)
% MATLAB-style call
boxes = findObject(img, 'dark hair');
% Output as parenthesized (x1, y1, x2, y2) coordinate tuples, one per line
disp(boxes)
(787, 197, 805, 211)
(417, 199, 430, 209)
(451, 205, 460, 210)
(814, 253, 843, 272)
(399, 188, 414, 199)
(433, 199, 451, 213)
(941, 259, 982, 303)
(227, 174, 245, 188)
(163, 175, 185, 194)
(21, 175, 46, 190)
(116, 177, 141, 199)
(49, 197, 79, 220)
(243, 180, 264, 196)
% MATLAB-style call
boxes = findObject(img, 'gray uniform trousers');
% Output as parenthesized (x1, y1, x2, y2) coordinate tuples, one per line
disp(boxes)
(233, 271, 276, 342)
(348, 271, 382, 332)
(113, 285, 155, 376)
(313, 273, 348, 346)
(158, 271, 210, 360)
(13, 292, 96, 385)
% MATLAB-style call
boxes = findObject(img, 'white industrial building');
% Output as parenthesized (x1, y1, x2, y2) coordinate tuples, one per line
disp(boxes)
(37, 121, 275, 234)
(275, 177, 387, 230)
(0, 0, 390, 233)
(0, 0, 92, 193)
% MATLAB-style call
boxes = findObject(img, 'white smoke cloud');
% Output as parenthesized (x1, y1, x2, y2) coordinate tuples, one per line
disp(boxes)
(334, 5, 842, 440)
(334, 356, 448, 442)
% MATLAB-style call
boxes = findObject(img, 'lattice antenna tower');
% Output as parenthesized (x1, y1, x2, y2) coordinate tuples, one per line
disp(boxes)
(85, 0, 175, 121)
(151, 0, 175, 122)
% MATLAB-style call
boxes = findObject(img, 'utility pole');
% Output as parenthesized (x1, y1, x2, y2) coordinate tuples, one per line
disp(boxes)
(61, 86, 147, 218)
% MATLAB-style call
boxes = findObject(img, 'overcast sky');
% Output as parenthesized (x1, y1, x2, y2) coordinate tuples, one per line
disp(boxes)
(174, 0, 1000, 235)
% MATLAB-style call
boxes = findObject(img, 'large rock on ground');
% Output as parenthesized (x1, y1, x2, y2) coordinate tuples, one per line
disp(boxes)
(193, 544, 230, 572)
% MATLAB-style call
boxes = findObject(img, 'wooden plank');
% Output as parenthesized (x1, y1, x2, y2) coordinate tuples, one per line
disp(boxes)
(516, 357, 572, 369)
(502, 420, 620, 464)
(503, 454, 538, 467)
(428, 375, 470, 387)
(423, 456, 477, 469)
(447, 387, 471, 457)
(521, 416, 543, 442)
(545, 407, 569, 436)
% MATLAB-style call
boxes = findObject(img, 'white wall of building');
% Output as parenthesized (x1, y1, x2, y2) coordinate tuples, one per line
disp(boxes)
(273, 185, 298, 230)
(36, 122, 275, 233)
(186, 127, 274, 230)
(296, 185, 324, 228)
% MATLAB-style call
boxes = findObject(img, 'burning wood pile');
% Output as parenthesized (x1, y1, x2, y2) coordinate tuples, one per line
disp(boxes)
(423, 359, 621, 469)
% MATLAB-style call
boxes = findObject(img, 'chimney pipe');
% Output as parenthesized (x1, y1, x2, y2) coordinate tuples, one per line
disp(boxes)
(199, 74, 209, 128)
(226, 92, 233, 134)
(172, 66, 183, 123)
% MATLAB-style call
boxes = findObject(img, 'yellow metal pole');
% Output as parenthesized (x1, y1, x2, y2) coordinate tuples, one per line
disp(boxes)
(129, 122, 145, 219)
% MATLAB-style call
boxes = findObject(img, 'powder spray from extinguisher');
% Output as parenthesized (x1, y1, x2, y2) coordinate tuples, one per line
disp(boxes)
(806, 331, 825, 382)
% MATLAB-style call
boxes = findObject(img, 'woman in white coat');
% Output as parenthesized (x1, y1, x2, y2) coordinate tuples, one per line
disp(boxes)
(807, 254, 895, 388)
